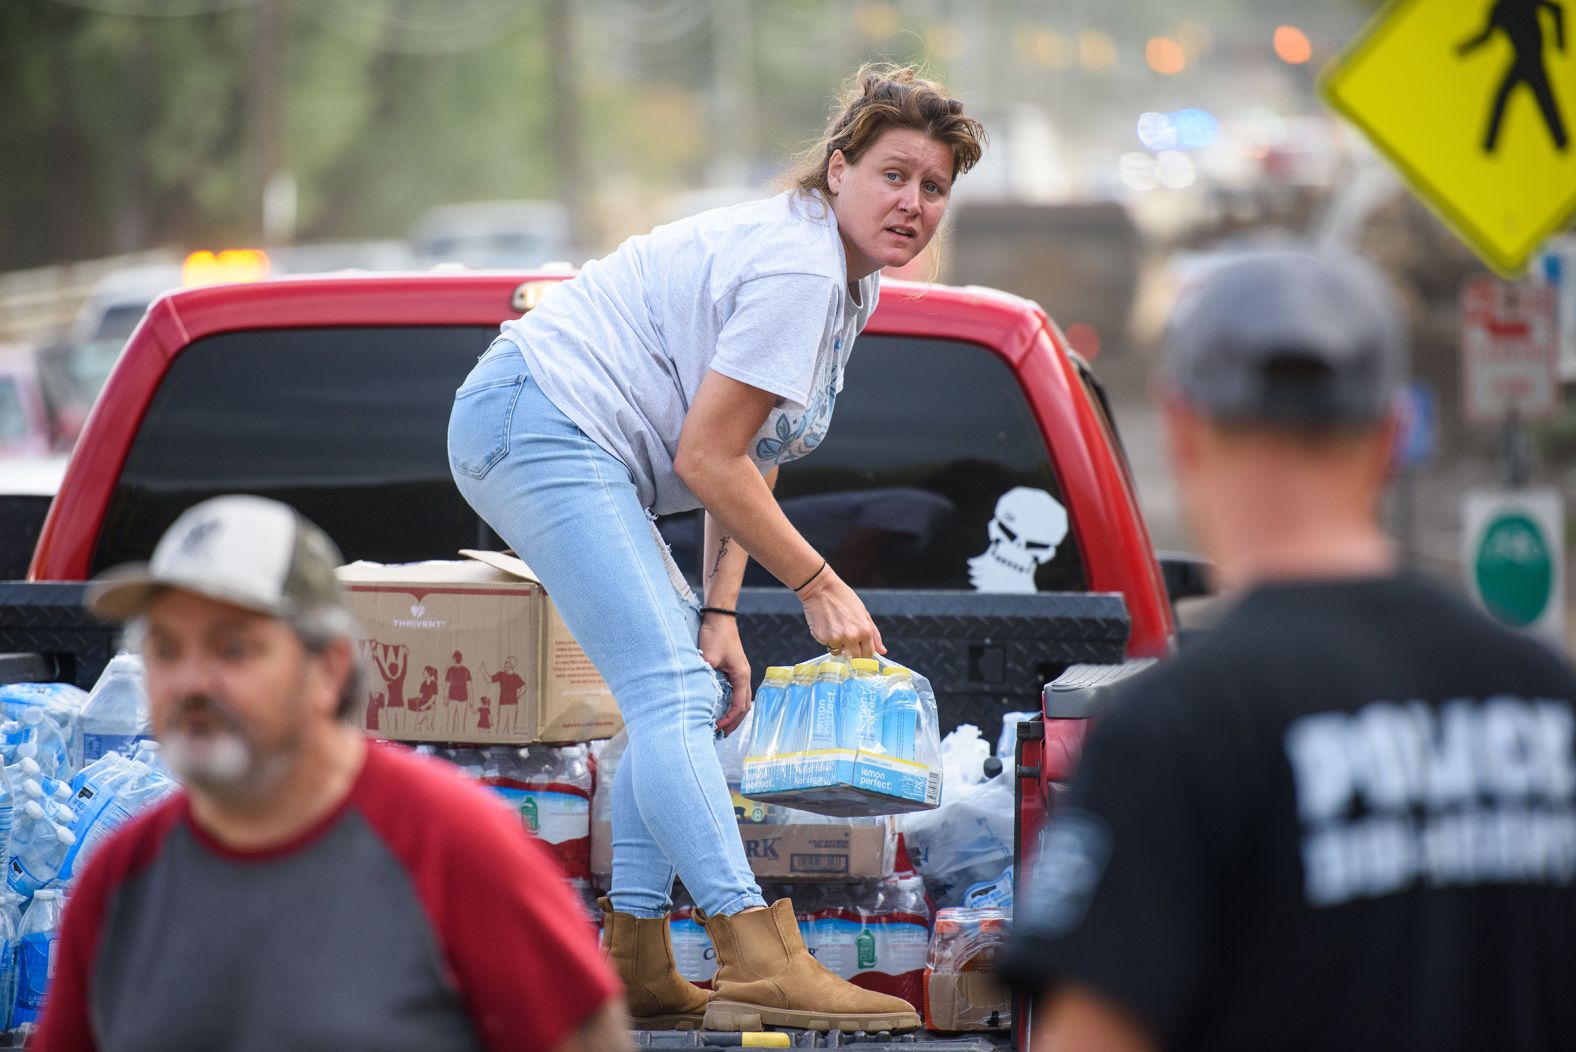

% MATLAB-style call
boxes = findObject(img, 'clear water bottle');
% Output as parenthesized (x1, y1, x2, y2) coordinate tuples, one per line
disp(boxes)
(880, 669, 922, 762)
(7, 800, 76, 897)
(808, 660, 849, 751)
(0, 888, 17, 1030)
(18, 709, 71, 783)
(12, 888, 63, 1027)
(747, 667, 793, 761)
(81, 653, 149, 764)
(839, 659, 884, 752)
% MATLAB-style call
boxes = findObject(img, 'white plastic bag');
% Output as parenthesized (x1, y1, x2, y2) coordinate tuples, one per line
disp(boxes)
(898, 726, 1015, 908)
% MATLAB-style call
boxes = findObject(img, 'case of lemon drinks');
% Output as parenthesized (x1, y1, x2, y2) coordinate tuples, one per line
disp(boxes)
(741, 654, 942, 817)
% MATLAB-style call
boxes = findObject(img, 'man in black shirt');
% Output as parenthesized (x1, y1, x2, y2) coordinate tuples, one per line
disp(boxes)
(1003, 250, 1576, 1050)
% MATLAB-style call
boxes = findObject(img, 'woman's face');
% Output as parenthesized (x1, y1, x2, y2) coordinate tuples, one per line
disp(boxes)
(827, 127, 954, 283)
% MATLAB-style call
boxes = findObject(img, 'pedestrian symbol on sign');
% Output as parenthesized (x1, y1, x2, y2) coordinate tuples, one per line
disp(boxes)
(1457, 0, 1569, 153)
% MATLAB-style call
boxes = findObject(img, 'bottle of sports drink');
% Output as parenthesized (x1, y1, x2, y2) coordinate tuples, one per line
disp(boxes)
(880, 668, 922, 762)
(839, 659, 884, 751)
(775, 664, 819, 756)
(81, 653, 150, 764)
(808, 660, 849, 752)
(747, 667, 793, 761)
(12, 888, 63, 1027)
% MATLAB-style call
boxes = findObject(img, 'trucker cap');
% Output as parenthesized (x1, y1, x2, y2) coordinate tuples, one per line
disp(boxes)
(87, 495, 347, 621)
(1163, 249, 1407, 425)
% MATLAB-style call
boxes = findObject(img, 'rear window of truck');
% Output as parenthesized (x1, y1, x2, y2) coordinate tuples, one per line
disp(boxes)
(95, 327, 1086, 593)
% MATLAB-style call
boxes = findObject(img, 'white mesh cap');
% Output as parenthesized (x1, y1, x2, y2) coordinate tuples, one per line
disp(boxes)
(87, 495, 346, 621)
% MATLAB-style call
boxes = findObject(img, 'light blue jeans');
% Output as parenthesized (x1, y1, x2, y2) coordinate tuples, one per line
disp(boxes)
(447, 336, 766, 919)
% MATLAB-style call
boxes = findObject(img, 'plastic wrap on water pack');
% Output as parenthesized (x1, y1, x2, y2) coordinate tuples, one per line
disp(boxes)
(435, 743, 593, 883)
(740, 654, 942, 817)
(922, 906, 1013, 1032)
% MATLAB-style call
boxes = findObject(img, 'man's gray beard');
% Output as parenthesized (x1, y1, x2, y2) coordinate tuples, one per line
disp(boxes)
(160, 695, 300, 805)
(161, 730, 252, 789)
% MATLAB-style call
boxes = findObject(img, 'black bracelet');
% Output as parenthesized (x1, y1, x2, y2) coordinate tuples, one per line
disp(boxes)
(793, 559, 828, 593)
(699, 606, 738, 618)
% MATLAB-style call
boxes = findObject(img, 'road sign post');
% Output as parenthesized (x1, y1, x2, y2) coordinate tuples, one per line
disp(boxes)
(1322, 0, 1576, 276)
(1463, 488, 1566, 648)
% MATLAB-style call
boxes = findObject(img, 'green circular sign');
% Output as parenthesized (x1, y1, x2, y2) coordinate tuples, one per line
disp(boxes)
(1474, 512, 1553, 627)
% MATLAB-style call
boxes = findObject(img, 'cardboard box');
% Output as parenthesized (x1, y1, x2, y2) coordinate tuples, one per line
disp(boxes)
(741, 749, 941, 817)
(590, 800, 896, 884)
(922, 971, 1012, 1032)
(738, 818, 896, 882)
(337, 552, 621, 745)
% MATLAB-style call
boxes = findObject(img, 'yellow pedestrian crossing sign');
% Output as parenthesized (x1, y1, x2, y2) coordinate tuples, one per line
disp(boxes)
(1322, 0, 1576, 276)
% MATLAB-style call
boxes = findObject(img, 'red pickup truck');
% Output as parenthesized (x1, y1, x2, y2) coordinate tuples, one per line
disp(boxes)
(2, 269, 1193, 1045)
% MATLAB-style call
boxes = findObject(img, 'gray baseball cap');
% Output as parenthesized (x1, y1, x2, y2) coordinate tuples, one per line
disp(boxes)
(1162, 249, 1408, 426)
(87, 495, 347, 621)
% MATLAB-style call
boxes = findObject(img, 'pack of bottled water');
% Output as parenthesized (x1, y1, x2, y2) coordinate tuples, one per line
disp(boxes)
(0, 683, 87, 780)
(431, 744, 594, 888)
(741, 654, 942, 817)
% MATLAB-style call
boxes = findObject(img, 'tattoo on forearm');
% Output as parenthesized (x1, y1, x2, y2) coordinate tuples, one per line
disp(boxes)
(708, 536, 732, 583)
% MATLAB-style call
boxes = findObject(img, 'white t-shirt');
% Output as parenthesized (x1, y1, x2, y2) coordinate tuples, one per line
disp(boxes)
(499, 190, 880, 515)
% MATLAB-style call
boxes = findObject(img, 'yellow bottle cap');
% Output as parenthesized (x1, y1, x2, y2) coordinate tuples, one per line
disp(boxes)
(793, 663, 819, 676)
(764, 666, 793, 680)
(850, 658, 881, 673)
(884, 667, 913, 679)
(816, 662, 849, 679)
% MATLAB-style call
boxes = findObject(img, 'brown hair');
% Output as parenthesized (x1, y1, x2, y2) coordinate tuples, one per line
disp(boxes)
(790, 64, 986, 197)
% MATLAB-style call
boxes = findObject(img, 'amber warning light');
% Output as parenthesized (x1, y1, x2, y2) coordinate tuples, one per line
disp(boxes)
(182, 249, 272, 287)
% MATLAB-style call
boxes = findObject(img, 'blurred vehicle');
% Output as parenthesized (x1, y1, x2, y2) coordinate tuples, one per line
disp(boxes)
(0, 344, 53, 457)
(0, 344, 68, 579)
(270, 239, 415, 275)
(409, 200, 576, 268)
(68, 264, 183, 346)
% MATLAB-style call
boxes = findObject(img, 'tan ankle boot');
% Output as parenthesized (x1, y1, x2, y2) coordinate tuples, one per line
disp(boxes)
(599, 897, 708, 1030)
(697, 899, 922, 1033)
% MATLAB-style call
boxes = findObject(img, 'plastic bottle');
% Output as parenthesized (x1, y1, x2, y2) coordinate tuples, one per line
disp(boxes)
(881, 668, 923, 762)
(12, 888, 63, 1027)
(870, 873, 931, 1007)
(59, 763, 175, 884)
(81, 653, 150, 764)
(808, 660, 849, 752)
(481, 745, 593, 882)
(0, 763, 12, 864)
(746, 667, 793, 761)
(0, 888, 17, 1030)
(6, 800, 76, 899)
(18, 709, 71, 783)
(775, 664, 819, 756)
(840, 659, 884, 752)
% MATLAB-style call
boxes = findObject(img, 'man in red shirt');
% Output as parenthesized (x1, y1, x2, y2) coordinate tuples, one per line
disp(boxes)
(483, 656, 526, 735)
(35, 494, 627, 1051)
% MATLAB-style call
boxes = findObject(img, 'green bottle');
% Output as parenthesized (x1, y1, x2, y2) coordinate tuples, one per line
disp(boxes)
(856, 926, 876, 970)
(520, 795, 540, 832)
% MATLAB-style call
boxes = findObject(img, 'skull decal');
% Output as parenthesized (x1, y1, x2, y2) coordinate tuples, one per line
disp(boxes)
(968, 487, 1069, 593)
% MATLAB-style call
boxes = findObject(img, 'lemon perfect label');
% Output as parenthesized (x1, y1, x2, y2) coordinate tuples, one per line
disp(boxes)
(1322, 0, 1576, 276)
